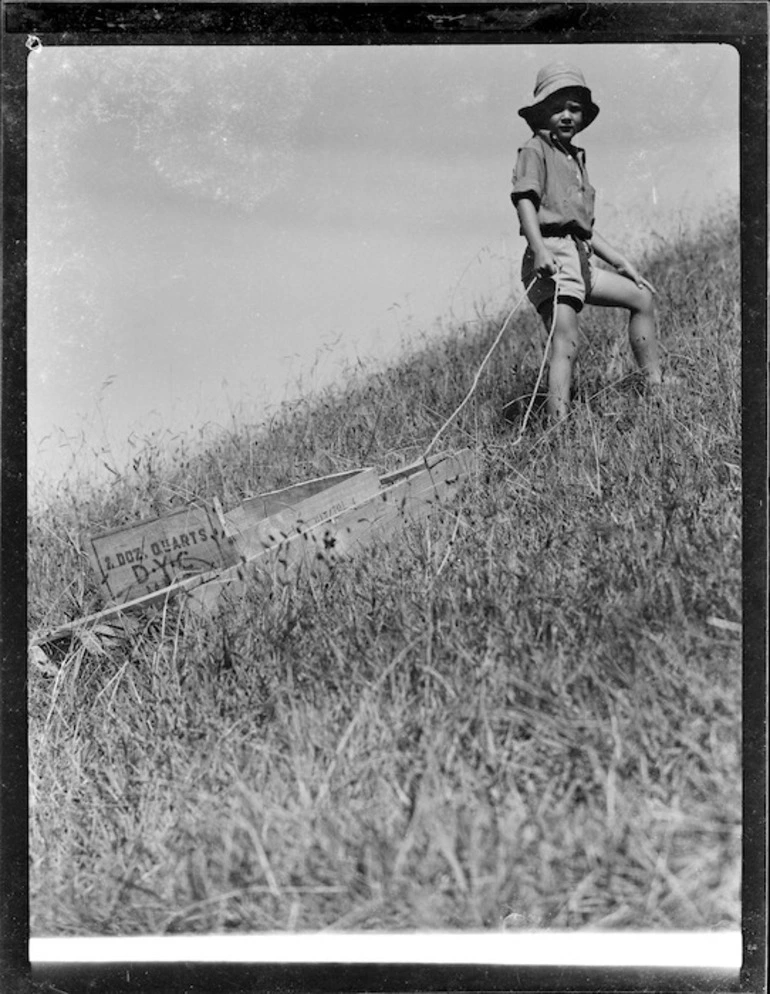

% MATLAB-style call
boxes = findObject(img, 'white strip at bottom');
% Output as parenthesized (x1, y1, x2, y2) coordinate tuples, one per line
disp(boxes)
(30, 931, 741, 969)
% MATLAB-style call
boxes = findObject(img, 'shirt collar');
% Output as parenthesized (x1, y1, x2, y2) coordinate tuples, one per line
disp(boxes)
(536, 128, 586, 162)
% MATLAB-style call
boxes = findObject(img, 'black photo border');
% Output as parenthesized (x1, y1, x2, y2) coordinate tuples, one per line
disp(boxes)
(1, 3, 766, 992)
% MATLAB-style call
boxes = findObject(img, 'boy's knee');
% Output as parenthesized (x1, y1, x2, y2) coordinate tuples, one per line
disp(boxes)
(632, 285, 654, 315)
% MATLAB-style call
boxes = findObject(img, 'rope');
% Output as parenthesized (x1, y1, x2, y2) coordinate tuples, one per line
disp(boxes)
(516, 283, 560, 437)
(422, 272, 560, 460)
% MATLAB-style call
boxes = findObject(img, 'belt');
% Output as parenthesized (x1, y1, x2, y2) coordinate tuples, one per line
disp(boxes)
(539, 224, 592, 240)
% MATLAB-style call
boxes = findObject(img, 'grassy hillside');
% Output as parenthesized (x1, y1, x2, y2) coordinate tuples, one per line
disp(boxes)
(28, 205, 741, 935)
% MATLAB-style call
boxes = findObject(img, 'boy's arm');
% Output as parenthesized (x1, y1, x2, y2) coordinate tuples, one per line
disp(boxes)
(515, 196, 559, 277)
(591, 230, 657, 294)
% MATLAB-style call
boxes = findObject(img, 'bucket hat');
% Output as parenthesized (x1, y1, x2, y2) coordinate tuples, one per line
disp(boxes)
(518, 62, 599, 130)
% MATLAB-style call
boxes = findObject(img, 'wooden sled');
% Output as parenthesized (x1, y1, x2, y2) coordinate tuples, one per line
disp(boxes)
(32, 450, 475, 648)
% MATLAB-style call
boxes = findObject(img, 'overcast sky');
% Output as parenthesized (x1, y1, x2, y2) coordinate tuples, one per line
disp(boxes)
(27, 42, 739, 488)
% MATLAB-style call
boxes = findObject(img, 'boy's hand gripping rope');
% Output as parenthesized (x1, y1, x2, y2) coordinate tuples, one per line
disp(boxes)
(422, 272, 560, 460)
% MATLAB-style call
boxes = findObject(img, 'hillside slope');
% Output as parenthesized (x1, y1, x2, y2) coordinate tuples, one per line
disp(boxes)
(29, 206, 741, 934)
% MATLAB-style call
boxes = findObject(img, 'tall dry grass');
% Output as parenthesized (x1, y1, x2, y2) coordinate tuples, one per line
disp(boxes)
(28, 205, 741, 934)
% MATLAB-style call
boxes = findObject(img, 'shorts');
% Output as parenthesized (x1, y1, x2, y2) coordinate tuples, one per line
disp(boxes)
(521, 235, 598, 314)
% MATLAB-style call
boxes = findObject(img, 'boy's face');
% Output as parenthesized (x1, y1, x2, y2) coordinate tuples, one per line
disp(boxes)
(541, 88, 585, 143)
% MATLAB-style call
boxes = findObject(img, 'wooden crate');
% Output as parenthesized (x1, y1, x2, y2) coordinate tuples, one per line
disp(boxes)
(86, 469, 378, 604)
(87, 504, 238, 604)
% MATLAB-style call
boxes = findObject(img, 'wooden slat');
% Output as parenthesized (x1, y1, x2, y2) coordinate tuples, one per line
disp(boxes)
(229, 467, 374, 525)
(224, 468, 379, 560)
(30, 564, 224, 647)
(379, 454, 438, 486)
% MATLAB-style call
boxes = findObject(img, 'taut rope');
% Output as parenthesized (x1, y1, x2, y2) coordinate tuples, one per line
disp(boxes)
(422, 273, 559, 460)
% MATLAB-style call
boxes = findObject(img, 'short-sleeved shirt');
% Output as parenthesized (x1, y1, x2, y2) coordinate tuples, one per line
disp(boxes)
(511, 129, 596, 240)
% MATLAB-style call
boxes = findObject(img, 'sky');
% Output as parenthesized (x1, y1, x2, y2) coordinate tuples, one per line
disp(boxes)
(27, 42, 739, 490)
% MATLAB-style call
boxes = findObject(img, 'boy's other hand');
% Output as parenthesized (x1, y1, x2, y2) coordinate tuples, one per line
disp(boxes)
(616, 260, 657, 295)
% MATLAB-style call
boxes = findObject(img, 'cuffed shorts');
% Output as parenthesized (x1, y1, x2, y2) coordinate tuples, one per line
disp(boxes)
(522, 235, 598, 314)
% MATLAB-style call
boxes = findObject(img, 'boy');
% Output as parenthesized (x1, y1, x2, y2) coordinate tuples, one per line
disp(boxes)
(511, 62, 664, 420)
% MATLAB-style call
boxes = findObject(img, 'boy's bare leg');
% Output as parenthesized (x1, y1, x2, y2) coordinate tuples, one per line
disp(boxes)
(544, 301, 580, 420)
(588, 270, 662, 384)
(627, 290, 662, 385)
